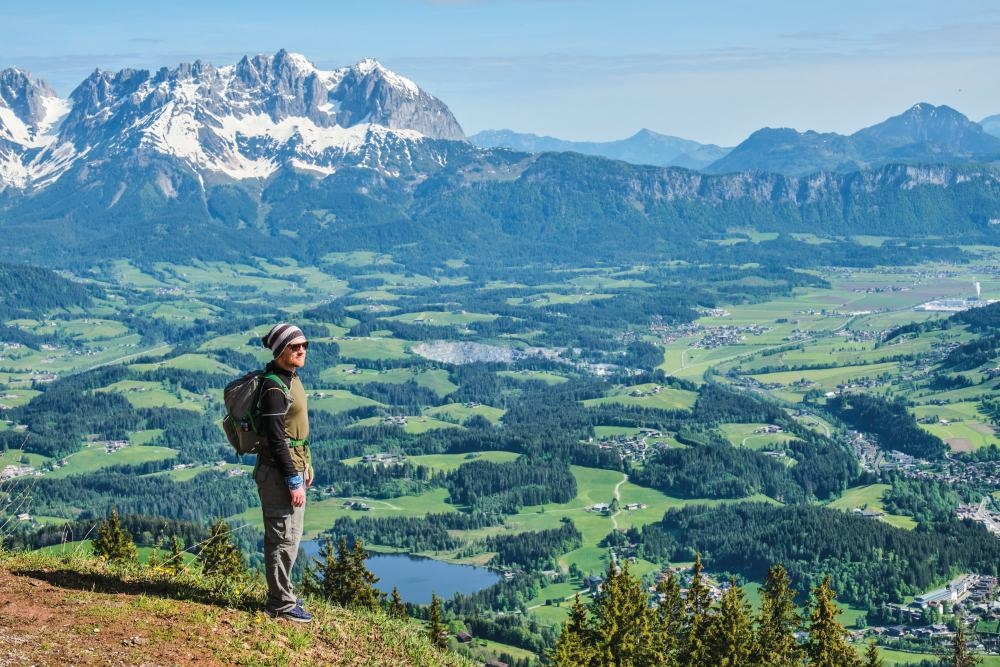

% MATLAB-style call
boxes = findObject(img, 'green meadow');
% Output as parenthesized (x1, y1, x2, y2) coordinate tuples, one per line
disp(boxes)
(334, 337, 412, 360)
(383, 310, 499, 325)
(582, 384, 697, 411)
(496, 370, 569, 385)
(96, 380, 207, 412)
(918, 419, 998, 452)
(349, 416, 463, 434)
(131, 353, 238, 374)
(506, 292, 616, 307)
(308, 389, 384, 414)
(874, 648, 1000, 666)
(0, 389, 40, 408)
(44, 444, 178, 479)
(423, 402, 505, 425)
(400, 451, 521, 473)
(320, 366, 458, 398)
(0, 448, 47, 468)
(826, 484, 917, 531)
(750, 362, 902, 393)
(717, 423, 799, 450)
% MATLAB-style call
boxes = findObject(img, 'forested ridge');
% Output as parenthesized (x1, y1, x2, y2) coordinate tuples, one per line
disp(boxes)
(826, 394, 948, 459)
(638, 502, 1000, 609)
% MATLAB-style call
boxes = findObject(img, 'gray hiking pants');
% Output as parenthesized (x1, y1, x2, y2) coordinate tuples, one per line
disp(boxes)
(255, 463, 305, 613)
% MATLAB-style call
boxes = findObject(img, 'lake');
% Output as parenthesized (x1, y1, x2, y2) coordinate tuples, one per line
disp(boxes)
(301, 541, 501, 604)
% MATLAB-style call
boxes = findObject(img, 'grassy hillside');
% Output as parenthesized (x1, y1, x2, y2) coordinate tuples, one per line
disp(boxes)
(0, 550, 475, 667)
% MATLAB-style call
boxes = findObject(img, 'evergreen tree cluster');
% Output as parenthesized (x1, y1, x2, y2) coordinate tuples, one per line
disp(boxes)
(445, 458, 578, 511)
(827, 394, 948, 460)
(303, 536, 382, 610)
(324, 512, 500, 552)
(549, 559, 880, 667)
(639, 502, 1000, 610)
(483, 520, 582, 570)
(26, 469, 259, 523)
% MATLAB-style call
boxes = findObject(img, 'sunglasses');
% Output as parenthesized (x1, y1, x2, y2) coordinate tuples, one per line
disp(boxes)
(287, 342, 309, 352)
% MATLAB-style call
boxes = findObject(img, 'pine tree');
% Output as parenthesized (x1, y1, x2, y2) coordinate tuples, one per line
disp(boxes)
(948, 621, 981, 667)
(198, 518, 245, 581)
(428, 592, 448, 650)
(346, 538, 381, 610)
(805, 576, 861, 667)
(303, 536, 349, 603)
(648, 571, 684, 667)
(92, 508, 138, 564)
(755, 563, 804, 667)
(863, 640, 883, 667)
(549, 593, 596, 667)
(590, 562, 656, 666)
(682, 553, 714, 667)
(388, 587, 407, 619)
(703, 579, 755, 667)
(165, 534, 186, 575)
(304, 537, 382, 609)
(146, 536, 162, 570)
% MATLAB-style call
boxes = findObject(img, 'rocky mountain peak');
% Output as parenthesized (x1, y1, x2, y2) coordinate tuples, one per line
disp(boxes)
(853, 103, 1000, 152)
(332, 58, 464, 140)
(0, 68, 60, 130)
(1, 52, 469, 189)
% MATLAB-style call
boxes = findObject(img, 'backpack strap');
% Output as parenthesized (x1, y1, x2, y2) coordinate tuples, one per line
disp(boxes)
(255, 372, 290, 412)
(261, 372, 289, 395)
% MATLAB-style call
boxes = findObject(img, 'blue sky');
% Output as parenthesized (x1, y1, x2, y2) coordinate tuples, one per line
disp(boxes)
(4, 0, 999, 145)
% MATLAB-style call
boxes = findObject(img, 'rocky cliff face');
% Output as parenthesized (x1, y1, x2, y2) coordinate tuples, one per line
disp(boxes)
(332, 58, 465, 140)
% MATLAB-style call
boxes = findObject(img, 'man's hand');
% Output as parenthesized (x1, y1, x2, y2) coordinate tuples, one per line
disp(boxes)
(290, 487, 306, 507)
(305, 465, 314, 488)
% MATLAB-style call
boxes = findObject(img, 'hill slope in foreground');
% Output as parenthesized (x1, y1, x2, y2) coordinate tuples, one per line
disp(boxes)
(0, 552, 474, 667)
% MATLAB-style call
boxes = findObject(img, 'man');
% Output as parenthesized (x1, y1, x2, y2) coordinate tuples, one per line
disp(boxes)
(257, 322, 313, 622)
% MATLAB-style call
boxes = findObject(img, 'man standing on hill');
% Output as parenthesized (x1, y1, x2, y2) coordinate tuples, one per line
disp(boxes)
(257, 322, 313, 622)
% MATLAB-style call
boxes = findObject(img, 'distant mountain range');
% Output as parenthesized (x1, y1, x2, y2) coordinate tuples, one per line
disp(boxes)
(1, 52, 998, 190)
(469, 128, 730, 170)
(1, 51, 999, 268)
(473, 105, 1000, 176)
(983, 114, 1000, 139)
(706, 104, 1000, 175)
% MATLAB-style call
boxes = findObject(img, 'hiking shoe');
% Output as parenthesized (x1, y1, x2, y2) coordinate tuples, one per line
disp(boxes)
(265, 603, 312, 623)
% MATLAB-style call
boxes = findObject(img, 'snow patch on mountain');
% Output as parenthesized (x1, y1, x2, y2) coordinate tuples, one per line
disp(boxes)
(0, 51, 465, 189)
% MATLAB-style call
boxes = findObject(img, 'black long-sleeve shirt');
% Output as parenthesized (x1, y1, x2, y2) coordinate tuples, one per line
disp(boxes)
(258, 361, 298, 478)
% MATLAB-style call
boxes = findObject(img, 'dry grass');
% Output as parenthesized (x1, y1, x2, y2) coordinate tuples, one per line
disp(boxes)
(0, 550, 476, 667)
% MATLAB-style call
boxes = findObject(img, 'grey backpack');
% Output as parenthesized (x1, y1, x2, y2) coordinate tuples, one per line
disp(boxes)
(222, 371, 288, 455)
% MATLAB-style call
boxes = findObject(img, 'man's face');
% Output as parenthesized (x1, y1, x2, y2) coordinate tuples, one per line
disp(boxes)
(278, 339, 308, 369)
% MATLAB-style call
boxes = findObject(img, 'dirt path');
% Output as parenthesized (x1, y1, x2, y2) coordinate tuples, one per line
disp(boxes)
(610, 473, 628, 530)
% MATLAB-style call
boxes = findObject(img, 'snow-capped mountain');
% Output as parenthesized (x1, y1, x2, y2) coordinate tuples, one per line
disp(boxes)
(0, 69, 70, 188)
(0, 50, 465, 189)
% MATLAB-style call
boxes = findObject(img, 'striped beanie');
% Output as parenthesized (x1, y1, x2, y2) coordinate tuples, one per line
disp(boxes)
(261, 323, 306, 358)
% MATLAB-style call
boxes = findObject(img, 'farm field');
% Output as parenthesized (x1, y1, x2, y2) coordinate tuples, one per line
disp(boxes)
(97, 380, 208, 411)
(349, 415, 463, 434)
(308, 389, 384, 414)
(44, 444, 178, 479)
(423, 402, 505, 425)
(581, 384, 698, 411)
(826, 484, 917, 530)
(717, 423, 798, 450)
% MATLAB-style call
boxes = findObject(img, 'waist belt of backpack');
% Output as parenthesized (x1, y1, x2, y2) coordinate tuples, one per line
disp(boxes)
(254, 438, 310, 474)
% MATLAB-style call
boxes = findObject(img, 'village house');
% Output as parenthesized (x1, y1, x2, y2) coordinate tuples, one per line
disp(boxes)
(361, 452, 406, 466)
